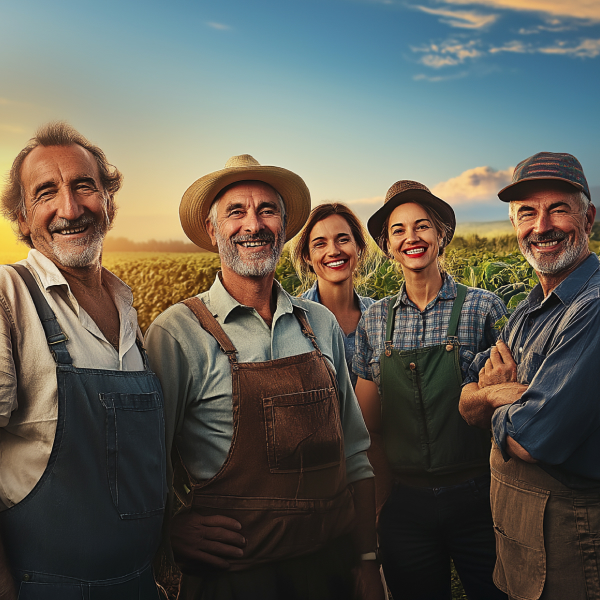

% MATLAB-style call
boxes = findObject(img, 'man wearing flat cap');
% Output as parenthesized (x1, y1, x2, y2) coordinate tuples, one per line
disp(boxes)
(459, 152, 600, 599)
(145, 155, 383, 600)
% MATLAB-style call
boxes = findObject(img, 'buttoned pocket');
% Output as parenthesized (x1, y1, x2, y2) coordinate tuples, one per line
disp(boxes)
(99, 391, 167, 519)
(491, 471, 549, 600)
(263, 387, 343, 473)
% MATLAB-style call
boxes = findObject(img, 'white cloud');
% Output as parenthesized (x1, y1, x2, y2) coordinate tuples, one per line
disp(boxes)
(490, 40, 529, 53)
(438, 0, 600, 22)
(539, 38, 600, 57)
(415, 5, 498, 28)
(413, 71, 468, 81)
(431, 166, 514, 204)
(412, 40, 482, 67)
(207, 22, 231, 31)
(489, 37, 600, 56)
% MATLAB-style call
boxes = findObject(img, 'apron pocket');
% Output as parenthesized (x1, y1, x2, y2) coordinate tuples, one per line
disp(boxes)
(491, 471, 549, 600)
(263, 387, 342, 473)
(100, 391, 167, 519)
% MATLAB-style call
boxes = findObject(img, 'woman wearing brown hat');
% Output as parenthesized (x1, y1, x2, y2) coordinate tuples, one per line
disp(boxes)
(290, 203, 375, 388)
(353, 181, 508, 600)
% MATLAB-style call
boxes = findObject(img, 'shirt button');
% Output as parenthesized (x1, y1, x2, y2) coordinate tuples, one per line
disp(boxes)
(519, 347, 523, 354)
(409, 362, 416, 370)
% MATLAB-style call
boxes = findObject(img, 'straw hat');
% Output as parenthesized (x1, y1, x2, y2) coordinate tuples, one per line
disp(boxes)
(367, 180, 456, 248)
(179, 154, 311, 252)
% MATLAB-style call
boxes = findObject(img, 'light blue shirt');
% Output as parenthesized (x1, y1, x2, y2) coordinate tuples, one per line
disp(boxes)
(301, 281, 375, 387)
(145, 275, 373, 486)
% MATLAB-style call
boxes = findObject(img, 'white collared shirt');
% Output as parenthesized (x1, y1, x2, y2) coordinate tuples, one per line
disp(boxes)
(0, 250, 144, 509)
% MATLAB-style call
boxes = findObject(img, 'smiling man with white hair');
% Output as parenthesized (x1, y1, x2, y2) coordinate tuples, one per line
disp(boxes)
(145, 154, 383, 600)
(459, 152, 600, 600)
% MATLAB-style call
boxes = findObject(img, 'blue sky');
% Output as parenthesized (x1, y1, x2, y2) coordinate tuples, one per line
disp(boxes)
(1, 0, 599, 241)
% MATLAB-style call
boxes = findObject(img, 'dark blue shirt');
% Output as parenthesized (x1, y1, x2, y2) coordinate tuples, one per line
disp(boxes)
(465, 253, 600, 485)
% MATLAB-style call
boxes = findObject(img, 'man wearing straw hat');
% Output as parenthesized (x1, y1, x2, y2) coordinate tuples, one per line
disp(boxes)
(145, 155, 384, 600)
(460, 152, 600, 600)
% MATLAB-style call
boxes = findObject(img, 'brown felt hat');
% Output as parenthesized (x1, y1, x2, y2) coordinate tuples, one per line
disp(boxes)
(367, 180, 456, 246)
(180, 154, 311, 252)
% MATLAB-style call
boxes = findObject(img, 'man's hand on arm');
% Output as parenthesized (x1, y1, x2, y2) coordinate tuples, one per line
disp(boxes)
(170, 511, 246, 571)
(478, 340, 517, 388)
(460, 381, 528, 429)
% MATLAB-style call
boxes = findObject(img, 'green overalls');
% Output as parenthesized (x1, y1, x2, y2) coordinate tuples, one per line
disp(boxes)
(380, 284, 491, 478)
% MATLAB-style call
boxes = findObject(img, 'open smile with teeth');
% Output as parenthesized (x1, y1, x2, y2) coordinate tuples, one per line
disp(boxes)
(237, 240, 270, 248)
(533, 240, 559, 248)
(325, 259, 347, 268)
(404, 247, 426, 256)
(55, 226, 88, 236)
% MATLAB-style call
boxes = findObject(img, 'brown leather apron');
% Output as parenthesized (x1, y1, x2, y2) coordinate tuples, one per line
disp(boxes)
(174, 297, 355, 572)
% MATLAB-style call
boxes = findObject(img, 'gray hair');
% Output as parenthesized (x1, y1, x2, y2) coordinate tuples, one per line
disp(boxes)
(208, 180, 287, 232)
(509, 190, 590, 222)
(1, 121, 122, 247)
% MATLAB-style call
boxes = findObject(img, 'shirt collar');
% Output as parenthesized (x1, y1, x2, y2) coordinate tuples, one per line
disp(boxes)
(208, 273, 303, 323)
(526, 253, 600, 309)
(394, 273, 457, 309)
(26, 248, 135, 314)
(303, 280, 372, 314)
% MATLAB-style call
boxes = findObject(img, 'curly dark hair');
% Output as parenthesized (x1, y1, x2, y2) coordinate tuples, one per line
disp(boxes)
(1, 121, 122, 247)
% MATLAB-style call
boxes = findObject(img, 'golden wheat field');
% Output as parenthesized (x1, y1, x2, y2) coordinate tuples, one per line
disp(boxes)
(102, 252, 221, 332)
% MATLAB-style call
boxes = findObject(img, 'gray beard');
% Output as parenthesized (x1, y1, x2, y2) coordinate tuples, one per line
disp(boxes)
(48, 213, 108, 268)
(520, 229, 588, 275)
(215, 229, 284, 278)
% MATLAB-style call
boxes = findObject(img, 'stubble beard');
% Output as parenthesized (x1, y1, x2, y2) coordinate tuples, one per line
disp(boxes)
(215, 228, 285, 278)
(520, 229, 588, 275)
(48, 212, 109, 268)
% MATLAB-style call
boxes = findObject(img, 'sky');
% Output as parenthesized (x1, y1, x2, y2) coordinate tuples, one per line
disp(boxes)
(1, 0, 599, 244)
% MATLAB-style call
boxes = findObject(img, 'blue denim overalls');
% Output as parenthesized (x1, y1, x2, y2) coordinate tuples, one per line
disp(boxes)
(0, 265, 167, 599)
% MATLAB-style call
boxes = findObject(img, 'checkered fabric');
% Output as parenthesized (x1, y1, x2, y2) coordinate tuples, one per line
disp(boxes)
(353, 275, 507, 389)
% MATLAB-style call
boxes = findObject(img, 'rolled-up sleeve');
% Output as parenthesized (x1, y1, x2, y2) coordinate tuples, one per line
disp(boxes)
(492, 296, 600, 463)
(330, 322, 373, 484)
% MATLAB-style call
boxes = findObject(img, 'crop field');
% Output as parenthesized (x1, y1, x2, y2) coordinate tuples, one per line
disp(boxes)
(100, 234, 557, 335)
(7, 235, 600, 599)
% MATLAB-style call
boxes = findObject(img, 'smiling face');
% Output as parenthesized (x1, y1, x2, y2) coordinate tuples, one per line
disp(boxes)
(17, 144, 110, 269)
(206, 181, 285, 278)
(510, 181, 594, 276)
(307, 214, 359, 286)
(386, 202, 443, 276)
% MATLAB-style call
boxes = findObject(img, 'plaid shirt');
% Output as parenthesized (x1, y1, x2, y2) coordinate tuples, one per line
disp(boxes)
(353, 274, 507, 390)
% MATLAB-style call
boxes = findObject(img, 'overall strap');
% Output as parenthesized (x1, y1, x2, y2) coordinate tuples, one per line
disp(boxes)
(181, 297, 238, 365)
(9, 264, 73, 365)
(292, 305, 322, 355)
(446, 283, 468, 338)
(383, 293, 402, 356)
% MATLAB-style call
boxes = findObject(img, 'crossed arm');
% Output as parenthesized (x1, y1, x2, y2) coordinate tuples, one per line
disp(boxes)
(459, 340, 536, 463)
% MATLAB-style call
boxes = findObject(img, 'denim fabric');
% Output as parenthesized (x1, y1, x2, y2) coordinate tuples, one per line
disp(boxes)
(378, 474, 506, 600)
(301, 282, 375, 387)
(466, 253, 600, 484)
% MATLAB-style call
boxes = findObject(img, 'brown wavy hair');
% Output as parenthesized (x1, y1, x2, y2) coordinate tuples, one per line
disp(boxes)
(1, 121, 122, 247)
(290, 203, 373, 285)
